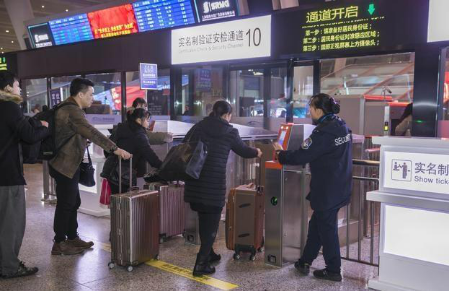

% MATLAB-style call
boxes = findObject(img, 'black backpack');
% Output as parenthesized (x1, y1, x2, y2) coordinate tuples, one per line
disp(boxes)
(33, 102, 78, 161)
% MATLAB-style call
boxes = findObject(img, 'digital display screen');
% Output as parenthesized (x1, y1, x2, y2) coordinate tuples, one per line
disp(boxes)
(133, 0, 196, 32)
(87, 4, 138, 39)
(28, 23, 54, 48)
(195, 0, 238, 22)
(272, 0, 429, 56)
(49, 14, 94, 45)
(427, 0, 449, 42)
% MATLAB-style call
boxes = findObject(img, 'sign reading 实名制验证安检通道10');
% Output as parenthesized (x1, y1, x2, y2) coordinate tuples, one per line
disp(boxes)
(383, 151, 449, 195)
(171, 15, 271, 65)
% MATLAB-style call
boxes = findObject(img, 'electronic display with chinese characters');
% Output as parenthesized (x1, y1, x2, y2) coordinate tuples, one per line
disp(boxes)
(49, 14, 94, 45)
(87, 4, 138, 39)
(298, 1, 427, 54)
(133, 0, 196, 32)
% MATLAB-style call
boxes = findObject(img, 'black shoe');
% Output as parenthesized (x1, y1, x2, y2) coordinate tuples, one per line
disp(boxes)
(209, 249, 221, 263)
(294, 260, 310, 275)
(193, 254, 216, 277)
(2, 262, 38, 279)
(313, 268, 342, 282)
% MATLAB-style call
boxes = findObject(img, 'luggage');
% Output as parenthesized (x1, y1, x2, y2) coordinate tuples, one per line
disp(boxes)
(108, 158, 160, 272)
(145, 182, 186, 242)
(226, 183, 264, 261)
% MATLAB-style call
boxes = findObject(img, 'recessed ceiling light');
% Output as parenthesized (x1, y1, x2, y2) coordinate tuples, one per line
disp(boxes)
(11, 41, 14, 43)
(5, 30, 9, 33)
(65, 9, 69, 12)
(42, 5, 45, 8)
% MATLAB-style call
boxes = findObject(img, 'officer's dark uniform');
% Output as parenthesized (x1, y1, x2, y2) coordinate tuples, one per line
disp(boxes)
(278, 114, 352, 273)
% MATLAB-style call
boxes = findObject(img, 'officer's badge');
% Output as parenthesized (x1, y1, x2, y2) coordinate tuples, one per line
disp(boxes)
(301, 137, 312, 149)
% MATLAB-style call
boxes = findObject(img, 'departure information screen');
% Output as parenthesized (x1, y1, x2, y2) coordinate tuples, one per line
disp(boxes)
(49, 14, 93, 45)
(133, 0, 196, 32)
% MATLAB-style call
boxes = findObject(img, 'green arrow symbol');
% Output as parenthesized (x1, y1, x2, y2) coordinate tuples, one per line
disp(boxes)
(368, 3, 376, 15)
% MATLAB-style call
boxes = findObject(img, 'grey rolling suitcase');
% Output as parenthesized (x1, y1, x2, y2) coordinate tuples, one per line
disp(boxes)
(108, 158, 160, 272)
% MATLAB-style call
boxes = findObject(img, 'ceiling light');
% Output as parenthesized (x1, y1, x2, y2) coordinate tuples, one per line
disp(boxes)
(5, 30, 9, 33)
(11, 41, 14, 43)
(41, 5, 45, 8)
(65, 9, 69, 12)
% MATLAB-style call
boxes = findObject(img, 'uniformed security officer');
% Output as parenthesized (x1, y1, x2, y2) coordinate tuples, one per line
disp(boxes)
(273, 93, 352, 282)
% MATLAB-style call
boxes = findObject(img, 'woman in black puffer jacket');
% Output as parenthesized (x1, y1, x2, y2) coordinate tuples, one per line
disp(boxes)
(184, 100, 262, 276)
(102, 108, 162, 194)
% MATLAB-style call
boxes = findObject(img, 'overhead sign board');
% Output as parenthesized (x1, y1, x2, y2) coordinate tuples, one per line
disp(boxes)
(195, 0, 238, 22)
(427, 0, 449, 42)
(140, 63, 158, 90)
(171, 15, 271, 65)
(383, 151, 449, 195)
(28, 23, 54, 48)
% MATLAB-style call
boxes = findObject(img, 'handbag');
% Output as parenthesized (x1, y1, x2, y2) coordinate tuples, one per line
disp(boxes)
(99, 179, 111, 205)
(79, 147, 96, 187)
(158, 125, 208, 181)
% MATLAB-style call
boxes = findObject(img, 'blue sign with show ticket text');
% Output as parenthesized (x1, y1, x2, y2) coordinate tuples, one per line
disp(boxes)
(140, 63, 158, 90)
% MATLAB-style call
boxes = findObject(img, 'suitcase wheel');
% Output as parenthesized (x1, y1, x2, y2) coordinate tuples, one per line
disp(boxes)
(108, 262, 115, 269)
(127, 266, 134, 272)
(233, 253, 240, 260)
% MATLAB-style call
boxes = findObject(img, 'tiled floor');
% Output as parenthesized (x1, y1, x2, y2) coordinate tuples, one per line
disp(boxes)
(0, 164, 378, 290)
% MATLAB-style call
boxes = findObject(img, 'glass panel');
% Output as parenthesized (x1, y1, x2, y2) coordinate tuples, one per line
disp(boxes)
(229, 68, 264, 117)
(269, 67, 287, 118)
(85, 73, 121, 115)
(24, 78, 47, 114)
(50, 75, 81, 102)
(321, 53, 415, 101)
(181, 66, 225, 117)
(440, 47, 449, 120)
(126, 69, 171, 116)
(293, 66, 314, 118)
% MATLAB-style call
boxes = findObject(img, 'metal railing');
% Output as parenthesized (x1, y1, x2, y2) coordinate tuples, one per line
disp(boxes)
(341, 159, 380, 267)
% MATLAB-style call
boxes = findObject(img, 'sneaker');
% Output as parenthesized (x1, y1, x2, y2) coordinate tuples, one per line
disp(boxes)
(313, 268, 342, 282)
(51, 241, 85, 256)
(67, 237, 94, 249)
(294, 260, 310, 275)
(2, 262, 38, 279)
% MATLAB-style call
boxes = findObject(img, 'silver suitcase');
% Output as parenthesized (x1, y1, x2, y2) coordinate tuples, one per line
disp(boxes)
(108, 158, 160, 272)
(146, 182, 186, 242)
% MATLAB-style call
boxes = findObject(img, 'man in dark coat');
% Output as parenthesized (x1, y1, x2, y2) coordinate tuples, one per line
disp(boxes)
(0, 71, 49, 279)
(274, 93, 352, 282)
(184, 101, 262, 276)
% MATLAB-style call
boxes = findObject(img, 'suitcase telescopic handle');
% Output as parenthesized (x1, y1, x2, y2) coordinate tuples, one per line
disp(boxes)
(118, 156, 133, 193)
(256, 157, 263, 193)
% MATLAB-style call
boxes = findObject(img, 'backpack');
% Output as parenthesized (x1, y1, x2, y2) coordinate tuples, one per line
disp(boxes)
(33, 102, 78, 161)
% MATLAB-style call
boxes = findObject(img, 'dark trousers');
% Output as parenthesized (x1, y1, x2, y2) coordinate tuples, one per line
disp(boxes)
(300, 208, 341, 273)
(50, 166, 81, 243)
(190, 203, 222, 257)
(0, 186, 26, 276)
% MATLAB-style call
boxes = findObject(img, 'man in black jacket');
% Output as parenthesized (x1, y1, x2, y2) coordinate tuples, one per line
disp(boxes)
(0, 71, 49, 279)
(274, 93, 352, 282)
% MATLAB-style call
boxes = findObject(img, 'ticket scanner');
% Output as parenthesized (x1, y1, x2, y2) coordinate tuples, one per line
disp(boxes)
(264, 124, 314, 267)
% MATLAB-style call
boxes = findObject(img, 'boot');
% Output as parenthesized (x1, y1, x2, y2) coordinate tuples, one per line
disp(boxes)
(313, 268, 342, 282)
(193, 254, 216, 277)
(51, 241, 85, 256)
(209, 248, 221, 263)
